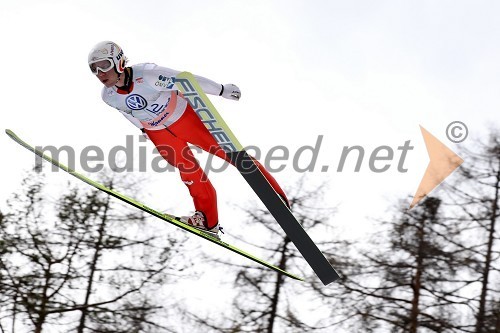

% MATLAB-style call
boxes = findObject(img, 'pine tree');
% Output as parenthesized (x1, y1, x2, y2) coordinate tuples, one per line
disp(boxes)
(334, 196, 470, 333)
(443, 132, 500, 333)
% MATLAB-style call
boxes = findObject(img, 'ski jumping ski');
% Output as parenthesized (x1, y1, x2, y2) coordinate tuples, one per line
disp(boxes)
(5, 129, 303, 282)
(175, 72, 340, 285)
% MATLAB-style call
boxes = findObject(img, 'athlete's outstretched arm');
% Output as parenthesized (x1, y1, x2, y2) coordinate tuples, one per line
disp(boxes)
(143, 64, 241, 100)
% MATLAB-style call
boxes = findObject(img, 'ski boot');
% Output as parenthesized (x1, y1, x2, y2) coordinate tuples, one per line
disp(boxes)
(179, 211, 223, 240)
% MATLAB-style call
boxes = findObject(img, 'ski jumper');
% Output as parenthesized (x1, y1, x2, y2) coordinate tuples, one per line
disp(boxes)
(101, 63, 288, 229)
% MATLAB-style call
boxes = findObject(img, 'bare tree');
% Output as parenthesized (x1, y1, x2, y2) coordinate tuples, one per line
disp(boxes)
(0, 171, 188, 332)
(443, 132, 500, 333)
(184, 178, 352, 333)
(309, 131, 500, 333)
(325, 196, 473, 333)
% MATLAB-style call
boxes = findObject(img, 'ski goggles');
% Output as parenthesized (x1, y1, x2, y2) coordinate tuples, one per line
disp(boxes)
(89, 59, 114, 75)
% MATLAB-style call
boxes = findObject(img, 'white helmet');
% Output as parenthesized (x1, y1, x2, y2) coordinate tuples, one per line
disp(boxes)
(88, 41, 127, 75)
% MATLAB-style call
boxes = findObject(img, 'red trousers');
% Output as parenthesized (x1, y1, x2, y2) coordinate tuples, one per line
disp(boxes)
(144, 104, 288, 229)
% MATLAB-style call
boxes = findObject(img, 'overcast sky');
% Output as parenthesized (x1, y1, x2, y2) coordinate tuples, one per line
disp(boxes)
(1, 0, 500, 288)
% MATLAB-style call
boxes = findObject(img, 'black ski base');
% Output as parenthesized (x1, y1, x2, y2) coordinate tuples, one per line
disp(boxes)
(228, 150, 340, 285)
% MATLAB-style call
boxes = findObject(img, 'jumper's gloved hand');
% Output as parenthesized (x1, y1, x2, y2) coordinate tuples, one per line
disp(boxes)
(220, 84, 241, 101)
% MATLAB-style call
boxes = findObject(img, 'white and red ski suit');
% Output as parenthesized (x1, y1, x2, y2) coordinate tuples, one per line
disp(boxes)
(101, 63, 288, 228)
